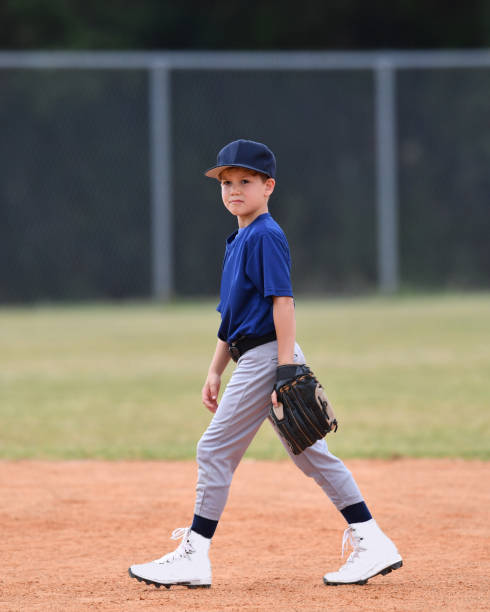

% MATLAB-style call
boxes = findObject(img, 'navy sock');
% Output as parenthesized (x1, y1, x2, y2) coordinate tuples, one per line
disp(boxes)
(191, 514, 218, 539)
(340, 501, 372, 525)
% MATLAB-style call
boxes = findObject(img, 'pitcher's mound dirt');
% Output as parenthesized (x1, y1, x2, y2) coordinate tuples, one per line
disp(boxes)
(1, 459, 489, 611)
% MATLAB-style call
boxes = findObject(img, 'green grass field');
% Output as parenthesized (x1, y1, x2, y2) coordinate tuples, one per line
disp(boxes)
(1, 293, 489, 460)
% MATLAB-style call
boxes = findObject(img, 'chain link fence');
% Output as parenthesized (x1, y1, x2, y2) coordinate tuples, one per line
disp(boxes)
(0, 68, 150, 301)
(0, 52, 489, 303)
(398, 67, 490, 287)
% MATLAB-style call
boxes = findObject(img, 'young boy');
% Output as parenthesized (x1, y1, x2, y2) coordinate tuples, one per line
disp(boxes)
(129, 139, 402, 588)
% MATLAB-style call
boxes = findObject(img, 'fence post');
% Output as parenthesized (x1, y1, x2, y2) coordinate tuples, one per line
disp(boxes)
(149, 63, 172, 300)
(375, 59, 399, 293)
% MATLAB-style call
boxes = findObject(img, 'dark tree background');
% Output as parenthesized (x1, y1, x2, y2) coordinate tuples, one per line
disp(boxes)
(1, 0, 490, 50)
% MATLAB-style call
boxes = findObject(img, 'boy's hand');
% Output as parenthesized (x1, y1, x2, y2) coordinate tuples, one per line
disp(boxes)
(271, 362, 296, 408)
(202, 373, 221, 413)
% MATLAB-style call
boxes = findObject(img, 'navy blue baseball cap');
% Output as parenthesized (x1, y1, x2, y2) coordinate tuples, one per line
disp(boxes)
(205, 139, 276, 179)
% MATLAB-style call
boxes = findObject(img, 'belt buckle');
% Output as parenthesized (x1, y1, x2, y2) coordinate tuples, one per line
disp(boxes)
(228, 344, 241, 362)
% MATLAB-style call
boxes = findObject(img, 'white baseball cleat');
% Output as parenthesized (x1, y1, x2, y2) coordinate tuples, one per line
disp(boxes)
(323, 519, 403, 586)
(129, 527, 212, 589)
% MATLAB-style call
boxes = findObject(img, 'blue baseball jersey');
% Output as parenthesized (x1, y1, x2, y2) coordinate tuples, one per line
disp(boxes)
(217, 212, 293, 343)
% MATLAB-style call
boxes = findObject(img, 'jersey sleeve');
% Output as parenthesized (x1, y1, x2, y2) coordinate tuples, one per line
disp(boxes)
(245, 232, 293, 298)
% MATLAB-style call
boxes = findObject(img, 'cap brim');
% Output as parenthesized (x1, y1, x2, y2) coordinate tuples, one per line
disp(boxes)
(204, 164, 272, 179)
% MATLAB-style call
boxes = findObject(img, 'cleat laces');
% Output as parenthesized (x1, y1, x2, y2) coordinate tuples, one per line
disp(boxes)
(154, 527, 195, 564)
(338, 527, 366, 571)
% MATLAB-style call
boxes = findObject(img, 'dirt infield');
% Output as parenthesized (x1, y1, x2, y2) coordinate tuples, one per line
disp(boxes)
(1, 459, 489, 611)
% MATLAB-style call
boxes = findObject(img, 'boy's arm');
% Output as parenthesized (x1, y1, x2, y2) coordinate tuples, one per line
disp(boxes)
(271, 296, 296, 408)
(202, 338, 231, 413)
(272, 296, 296, 365)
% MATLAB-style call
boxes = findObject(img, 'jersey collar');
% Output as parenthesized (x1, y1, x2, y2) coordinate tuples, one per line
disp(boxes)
(226, 212, 271, 244)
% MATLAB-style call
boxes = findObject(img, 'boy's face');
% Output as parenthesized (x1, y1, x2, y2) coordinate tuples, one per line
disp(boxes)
(220, 167, 275, 227)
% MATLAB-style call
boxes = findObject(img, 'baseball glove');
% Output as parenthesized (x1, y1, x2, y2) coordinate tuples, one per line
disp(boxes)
(270, 364, 338, 455)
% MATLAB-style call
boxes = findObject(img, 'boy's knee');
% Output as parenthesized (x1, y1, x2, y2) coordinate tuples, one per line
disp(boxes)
(196, 436, 210, 465)
(197, 434, 218, 469)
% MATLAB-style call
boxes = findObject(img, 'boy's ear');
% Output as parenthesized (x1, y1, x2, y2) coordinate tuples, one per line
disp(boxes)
(265, 178, 275, 197)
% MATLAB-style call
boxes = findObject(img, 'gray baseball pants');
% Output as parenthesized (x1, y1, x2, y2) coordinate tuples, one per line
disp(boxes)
(194, 341, 364, 521)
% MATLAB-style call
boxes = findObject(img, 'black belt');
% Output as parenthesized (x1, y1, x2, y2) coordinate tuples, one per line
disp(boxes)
(228, 331, 277, 362)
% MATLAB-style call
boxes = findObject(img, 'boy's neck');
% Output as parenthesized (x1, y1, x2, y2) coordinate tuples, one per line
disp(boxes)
(237, 206, 269, 229)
